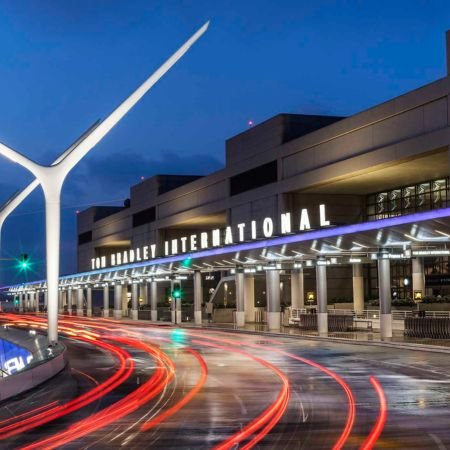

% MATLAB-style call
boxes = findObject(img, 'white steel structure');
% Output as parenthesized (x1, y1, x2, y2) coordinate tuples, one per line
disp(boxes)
(0, 121, 100, 249)
(0, 22, 209, 344)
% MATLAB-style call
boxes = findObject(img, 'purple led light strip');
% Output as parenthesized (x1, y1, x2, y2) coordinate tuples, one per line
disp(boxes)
(4, 206, 450, 289)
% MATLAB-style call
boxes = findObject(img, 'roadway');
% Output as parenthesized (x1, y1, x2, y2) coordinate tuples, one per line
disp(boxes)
(0, 314, 449, 449)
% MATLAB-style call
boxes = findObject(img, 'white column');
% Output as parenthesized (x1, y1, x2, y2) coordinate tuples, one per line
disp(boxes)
(34, 291, 39, 312)
(131, 282, 138, 320)
(44, 190, 62, 344)
(44, 290, 48, 310)
(352, 263, 364, 312)
(170, 281, 182, 324)
(412, 258, 425, 298)
(103, 284, 110, 317)
(114, 283, 123, 319)
(378, 254, 392, 339)
(235, 269, 245, 327)
(77, 288, 84, 316)
(290, 268, 304, 309)
(244, 275, 255, 323)
(62, 290, 67, 313)
(193, 271, 203, 325)
(67, 288, 73, 315)
(58, 290, 64, 314)
(150, 281, 158, 321)
(86, 286, 92, 317)
(30, 291, 36, 312)
(19, 292, 24, 313)
(121, 282, 128, 316)
(266, 269, 281, 330)
(316, 259, 328, 336)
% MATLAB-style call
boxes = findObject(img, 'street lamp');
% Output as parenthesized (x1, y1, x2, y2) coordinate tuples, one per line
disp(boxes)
(0, 22, 209, 344)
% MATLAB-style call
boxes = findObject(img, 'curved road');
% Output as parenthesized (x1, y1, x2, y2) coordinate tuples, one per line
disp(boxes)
(0, 314, 449, 449)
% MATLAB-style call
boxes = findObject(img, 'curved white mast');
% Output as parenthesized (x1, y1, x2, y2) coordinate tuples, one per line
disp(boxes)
(0, 21, 209, 344)
(0, 120, 100, 249)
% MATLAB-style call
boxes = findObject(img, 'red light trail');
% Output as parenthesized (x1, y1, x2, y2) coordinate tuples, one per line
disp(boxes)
(0, 313, 387, 449)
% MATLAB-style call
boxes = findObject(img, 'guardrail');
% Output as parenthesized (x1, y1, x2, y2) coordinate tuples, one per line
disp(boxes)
(298, 314, 354, 332)
(405, 318, 450, 339)
(290, 308, 450, 322)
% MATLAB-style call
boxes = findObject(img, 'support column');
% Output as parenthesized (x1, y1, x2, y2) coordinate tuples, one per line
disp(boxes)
(121, 283, 128, 316)
(34, 291, 38, 312)
(114, 283, 123, 319)
(61, 290, 66, 313)
(150, 281, 158, 321)
(193, 271, 203, 325)
(86, 286, 92, 317)
(290, 267, 304, 309)
(19, 292, 24, 313)
(77, 288, 84, 316)
(266, 269, 281, 330)
(316, 259, 328, 336)
(131, 282, 138, 320)
(58, 290, 64, 314)
(67, 288, 73, 315)
(378, 254, 392, 339)
(103, 284, 110, 317)
(30, 291, 36, 312)
(412, 258, 425, 299)
(140, 282, 148, 305)
(235, 269, 245, 327)
(171, 280, 182, 324)
(352, 263, 364, 312)
(244, 275, 255, 323)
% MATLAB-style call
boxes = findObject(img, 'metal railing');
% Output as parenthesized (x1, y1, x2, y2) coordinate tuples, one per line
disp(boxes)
(289, 308, 450, 322)
(405, 318, 450, 339)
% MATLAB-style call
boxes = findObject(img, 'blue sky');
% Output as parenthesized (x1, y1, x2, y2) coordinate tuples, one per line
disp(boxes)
(0, 0, 448, 283)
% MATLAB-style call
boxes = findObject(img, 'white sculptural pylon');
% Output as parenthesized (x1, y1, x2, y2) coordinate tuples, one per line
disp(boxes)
(0, 21, 209, 344)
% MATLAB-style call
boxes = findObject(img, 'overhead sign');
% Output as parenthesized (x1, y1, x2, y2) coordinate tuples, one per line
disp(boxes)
(91, 204, 331, 270)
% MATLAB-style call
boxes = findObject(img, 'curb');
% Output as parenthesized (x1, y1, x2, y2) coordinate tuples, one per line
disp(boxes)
(179, 324, 450, 354)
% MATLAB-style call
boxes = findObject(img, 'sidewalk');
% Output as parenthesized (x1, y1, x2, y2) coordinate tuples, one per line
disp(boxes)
(179, 321, 450, 353)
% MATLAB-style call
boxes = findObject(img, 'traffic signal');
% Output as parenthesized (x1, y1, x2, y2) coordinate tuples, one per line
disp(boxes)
(17, 254, 31, 272)
(172, 282, 182, 299)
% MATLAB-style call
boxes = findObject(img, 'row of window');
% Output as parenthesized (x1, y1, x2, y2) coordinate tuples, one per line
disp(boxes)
(366, 177, 449, 220)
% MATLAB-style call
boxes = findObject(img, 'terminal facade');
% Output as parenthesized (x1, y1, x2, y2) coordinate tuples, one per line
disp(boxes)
(9, 31, 450, 339)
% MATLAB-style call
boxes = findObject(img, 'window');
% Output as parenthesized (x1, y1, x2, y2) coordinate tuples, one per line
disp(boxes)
(230, 161, 278, 196)
(132, 207, 156, 228)
(366, 177, 450, 220)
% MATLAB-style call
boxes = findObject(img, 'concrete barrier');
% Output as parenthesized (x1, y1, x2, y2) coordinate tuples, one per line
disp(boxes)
(0, 330, 67, 402)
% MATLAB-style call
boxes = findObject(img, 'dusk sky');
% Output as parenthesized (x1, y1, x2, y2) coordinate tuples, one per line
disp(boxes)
(0, 0, 449, 284)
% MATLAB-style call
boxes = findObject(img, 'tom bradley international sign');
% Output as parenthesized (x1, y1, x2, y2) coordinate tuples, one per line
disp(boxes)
(91, 204, 331, 270)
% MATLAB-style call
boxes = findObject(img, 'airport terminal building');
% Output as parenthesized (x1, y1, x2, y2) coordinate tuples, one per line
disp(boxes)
(10, 31, 450, 338)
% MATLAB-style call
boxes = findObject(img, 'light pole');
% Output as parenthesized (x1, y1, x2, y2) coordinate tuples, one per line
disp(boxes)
(0, 22, 209, 344)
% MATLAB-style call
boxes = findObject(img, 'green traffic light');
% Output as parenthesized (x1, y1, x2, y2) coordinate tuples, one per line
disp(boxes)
(17, 254, 31, 273)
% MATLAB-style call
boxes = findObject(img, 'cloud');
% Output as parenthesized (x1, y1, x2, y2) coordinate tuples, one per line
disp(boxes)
(64, 148, 223, 207)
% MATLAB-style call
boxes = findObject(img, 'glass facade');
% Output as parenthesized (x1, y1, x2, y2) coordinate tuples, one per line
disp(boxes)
(366, 177, 449, 220)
